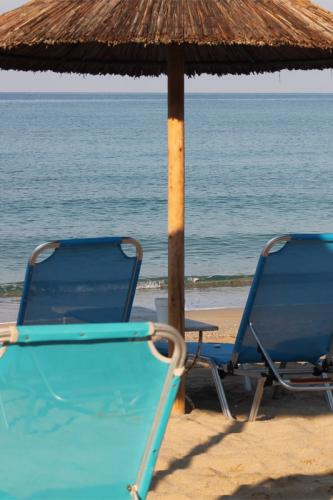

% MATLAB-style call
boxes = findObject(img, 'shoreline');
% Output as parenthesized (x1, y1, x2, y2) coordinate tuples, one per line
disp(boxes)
(0, 296, 243, 336)
(0, 284, 250, 322)
(0, 275, 253, 298)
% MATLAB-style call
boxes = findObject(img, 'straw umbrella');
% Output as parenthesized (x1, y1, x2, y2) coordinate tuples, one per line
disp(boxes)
(1, 0, 333, 413)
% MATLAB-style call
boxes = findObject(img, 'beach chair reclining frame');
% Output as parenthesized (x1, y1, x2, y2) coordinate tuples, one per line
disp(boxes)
(0, 321, 185, 499)
(17, 236, 142, 326)
(246, 322, 333, 420)
(183, 234, 333, 420)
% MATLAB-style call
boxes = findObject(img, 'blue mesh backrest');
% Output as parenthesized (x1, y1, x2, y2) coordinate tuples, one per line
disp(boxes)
(18, 238, 141, 325)
(236, 236, 333, 364)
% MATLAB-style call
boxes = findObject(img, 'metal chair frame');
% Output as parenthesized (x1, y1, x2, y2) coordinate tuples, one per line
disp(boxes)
(185, 234, 333, 421)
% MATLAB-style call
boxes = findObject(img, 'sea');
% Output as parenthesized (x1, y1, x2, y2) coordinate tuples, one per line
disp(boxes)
(1, 92, 333, 311)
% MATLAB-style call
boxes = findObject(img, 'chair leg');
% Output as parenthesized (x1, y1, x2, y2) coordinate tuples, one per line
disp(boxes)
(242, 364, 252, 391)
(272, 362, 287, 399)
(248, 377, 266, 421)
(322, 372, 333, 412)
(206, 358, 234, 420)
(244, 376, 252, 392)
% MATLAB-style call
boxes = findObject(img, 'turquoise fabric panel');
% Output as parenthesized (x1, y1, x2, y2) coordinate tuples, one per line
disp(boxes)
(17, 322, 153, 343)
(140, 374, 179, 499)
(0, 324, 179, 499)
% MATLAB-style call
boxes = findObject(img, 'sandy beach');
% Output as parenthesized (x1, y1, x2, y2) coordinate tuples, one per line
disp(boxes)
(148, 308, 333, 500)
(1, 300, 332, 498)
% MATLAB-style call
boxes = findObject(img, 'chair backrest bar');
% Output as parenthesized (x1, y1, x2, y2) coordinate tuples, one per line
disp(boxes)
(235, 234, 333, 364)
(17, 236, 142, 325)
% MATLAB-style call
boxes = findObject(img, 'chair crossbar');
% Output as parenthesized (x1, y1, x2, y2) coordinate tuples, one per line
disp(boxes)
(248, 322, 333, 420)
(289, 377, 333, 385)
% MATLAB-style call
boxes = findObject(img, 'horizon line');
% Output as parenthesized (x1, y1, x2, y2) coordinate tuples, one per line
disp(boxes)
(1, 90, 333, 94)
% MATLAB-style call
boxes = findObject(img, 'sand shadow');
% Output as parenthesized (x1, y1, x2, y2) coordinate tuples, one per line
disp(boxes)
(218, 472, 333, 499)
(186, 366, 333, 420)
(150, 419, 245, 489)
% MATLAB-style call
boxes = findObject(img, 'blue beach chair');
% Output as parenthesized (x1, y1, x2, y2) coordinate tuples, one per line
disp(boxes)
(17, 236, 142, 325)
(0, 321, 185, 499)
(176, 234, 333, 420)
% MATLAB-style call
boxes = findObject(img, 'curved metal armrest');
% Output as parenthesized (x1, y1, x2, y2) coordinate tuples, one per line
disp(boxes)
(152, 323, 186, 373)
(122, 236, 143, 261)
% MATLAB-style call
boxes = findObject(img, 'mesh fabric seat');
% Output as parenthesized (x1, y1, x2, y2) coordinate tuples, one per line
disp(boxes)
(160, 234, 333, 420)
(17, 237, 142, 325)
(236, 234, 333, 365)
(0, 321, 185, 499)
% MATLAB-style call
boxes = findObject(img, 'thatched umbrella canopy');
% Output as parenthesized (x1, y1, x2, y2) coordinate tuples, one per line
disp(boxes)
(1, 0, 333, 75)
(1, 0, 333, 412)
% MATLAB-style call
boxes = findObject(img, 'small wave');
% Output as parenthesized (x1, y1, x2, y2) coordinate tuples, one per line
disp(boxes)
(137, 278, 168, 290)
(0, 283, 23, 297)
(0, 275, 252, 297)
(138, 275, 252, 290)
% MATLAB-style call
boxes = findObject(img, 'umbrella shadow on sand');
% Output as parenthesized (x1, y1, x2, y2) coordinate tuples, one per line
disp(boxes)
(185, 366, 333, 419)
(150, 419, 245, 489)
(219, 472, 333, 499)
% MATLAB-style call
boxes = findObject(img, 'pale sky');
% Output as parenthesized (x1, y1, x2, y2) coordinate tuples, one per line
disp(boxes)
(0, 0, 333, 92)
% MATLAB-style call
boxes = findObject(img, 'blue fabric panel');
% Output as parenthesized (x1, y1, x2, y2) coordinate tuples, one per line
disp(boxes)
(289, 233, 333, 241)
(18, 238, 141, 325)
(186, 342, 234, 365)
(17, 264, 34, 325)
(234, 254, 265, 358)
(158, 234, 333, 367)
(237, 235, 333, 364)
(156, 341, 234, 366)
(0, 323, 180, 499)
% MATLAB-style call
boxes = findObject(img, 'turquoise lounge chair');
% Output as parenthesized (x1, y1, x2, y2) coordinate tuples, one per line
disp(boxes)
(166, 234, 333, 420)
(0, 321, 185, 499)
(17, 236, 142, 325)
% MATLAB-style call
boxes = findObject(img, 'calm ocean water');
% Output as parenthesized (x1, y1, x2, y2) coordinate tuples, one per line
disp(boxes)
(1, 92, 333, 308)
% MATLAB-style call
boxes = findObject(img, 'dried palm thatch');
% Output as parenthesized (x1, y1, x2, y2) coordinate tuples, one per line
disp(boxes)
(0, 0, 333, 76)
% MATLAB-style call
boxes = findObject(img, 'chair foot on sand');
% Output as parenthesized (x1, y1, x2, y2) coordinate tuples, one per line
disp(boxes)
(208, 358, 235, 420)
(248, 371, 333, 422)
(248, 377, 266, 421)
(204, 357, 234, 420)
(187, 354, 234, 420)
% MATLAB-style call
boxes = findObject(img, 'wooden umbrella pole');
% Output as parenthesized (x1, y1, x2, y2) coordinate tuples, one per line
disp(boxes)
(167, 44, 185, 414)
